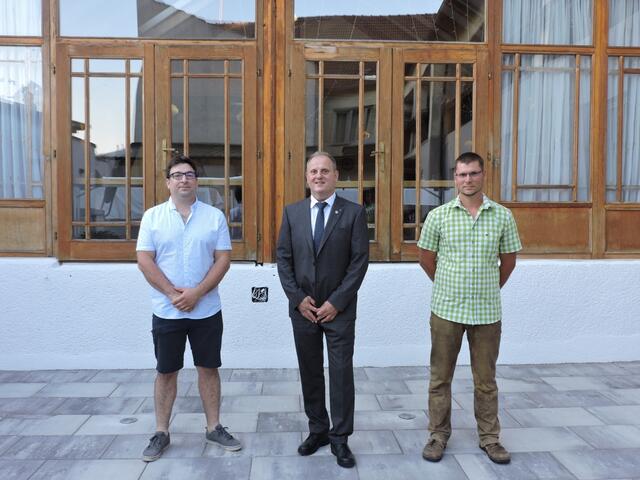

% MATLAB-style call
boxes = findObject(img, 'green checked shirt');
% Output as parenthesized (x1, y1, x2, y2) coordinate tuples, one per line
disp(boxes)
(418, 195, 522, 325)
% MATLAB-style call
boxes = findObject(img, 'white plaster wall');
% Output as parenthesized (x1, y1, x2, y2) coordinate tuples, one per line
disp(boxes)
(0, 258, 638, 369)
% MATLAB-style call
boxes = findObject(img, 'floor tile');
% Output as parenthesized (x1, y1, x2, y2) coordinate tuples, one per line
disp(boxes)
(136, 396, 203, 414)
(499, 427, 591, 452)
(541, 377, 609, 392)
(353, 394, 382, 411)
(35, 383, 118, 398)
(0, 435, 114, 460)
(54, 397, 144, 415)
(364, 366, 428, 381)
(26, 370, 99, 383)
(102, 433, 205, 459)
(0, 383, 47, 398)
(602, 388, 640, 406)
(110, 382, 190, 397)
(75, 414, 157, 435)
(0, 435, 19, 455)
(569, 425, 640, 449)
(587, 405, 640, 425)
(171, 413, 257, 433)
(553, 448, 640, 480)
(497, 377, 556, 393)
(0, 459, 44, 480)
(89, 370, 140, 383)
(29, 459, 145, 480)
(203, 431, 300, 457)
(456, 451, 576, 480)
(0, 371, 33, 382)
(507, 407, 604, 427)
(349, 430, 403, 455)
(355, 381, 411, 395)
(141, 457, 252, 479)
(257, 412, 308, 432)
(377, 394, 428, 411)
(357, 453, 468, 480)
(3, 415, 90, 436)
(221, 395, 300, 413)
(0, 397, 67, 415)
(523, 391, 619, 408)
(393, 428, 480, 454)
(599, 375, 640, 389)
(250, 456, 357, 480)
(261, 381, 301, 396)
(220, 382, 263, 396)
(230, 369, 299, 382)
(355, 410, 428, 430)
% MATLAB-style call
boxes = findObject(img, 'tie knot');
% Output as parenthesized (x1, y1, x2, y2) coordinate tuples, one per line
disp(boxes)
(317, 202, 327, 210)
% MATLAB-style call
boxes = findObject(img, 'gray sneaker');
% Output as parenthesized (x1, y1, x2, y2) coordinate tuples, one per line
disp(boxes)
(206, 424, 242, 451)
(142, 431, 170, 462)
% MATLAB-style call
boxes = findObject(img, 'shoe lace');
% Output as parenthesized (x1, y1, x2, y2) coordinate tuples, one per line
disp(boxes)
(216, 425, 234, 440)
(148, 433, 165, 448)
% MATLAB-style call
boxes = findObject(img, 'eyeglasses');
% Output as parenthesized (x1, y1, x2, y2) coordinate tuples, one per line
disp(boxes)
(455, 171, 483, 179)
(168, 171, 197, 180)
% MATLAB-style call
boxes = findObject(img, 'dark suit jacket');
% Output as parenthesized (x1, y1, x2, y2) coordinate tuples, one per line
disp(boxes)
(276, 195, 369, 321)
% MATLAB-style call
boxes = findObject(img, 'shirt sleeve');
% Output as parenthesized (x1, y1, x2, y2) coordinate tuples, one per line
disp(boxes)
(417, 209, 440, 252)
(136, 210, 155, 252)
(499, 209, 522, 254)
(215, 211, 232, 251)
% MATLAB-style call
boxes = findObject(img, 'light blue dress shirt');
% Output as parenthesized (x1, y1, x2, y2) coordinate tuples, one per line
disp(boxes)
(309, 192, 336, 236)
(136, 198, 232, 319)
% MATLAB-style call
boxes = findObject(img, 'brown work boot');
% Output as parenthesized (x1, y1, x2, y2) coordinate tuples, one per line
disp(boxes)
(480, 442, 511, 464)
(422, 437, 446, 462)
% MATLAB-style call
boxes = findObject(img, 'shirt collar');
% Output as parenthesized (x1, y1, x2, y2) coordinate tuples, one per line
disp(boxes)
(453, 194, 492, 212)
(168, 196, 199, 212)
(310, 192, 336, 210)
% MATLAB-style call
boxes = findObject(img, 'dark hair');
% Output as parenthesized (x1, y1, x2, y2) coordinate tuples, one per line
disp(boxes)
(166, 155, 199, 178)
(306, 151, 337, 170)
(455, 152, 484, 171)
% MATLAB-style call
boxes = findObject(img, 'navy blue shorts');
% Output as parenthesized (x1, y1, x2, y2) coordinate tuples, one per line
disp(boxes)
(152, 311, 223, 373)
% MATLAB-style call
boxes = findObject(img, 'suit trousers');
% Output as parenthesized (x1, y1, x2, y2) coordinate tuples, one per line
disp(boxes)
(291, 314, 355, 444)
(428, 313, 501, 448)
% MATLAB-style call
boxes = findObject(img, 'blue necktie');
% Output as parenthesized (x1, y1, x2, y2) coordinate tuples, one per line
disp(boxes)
(314, 202, 327, 253)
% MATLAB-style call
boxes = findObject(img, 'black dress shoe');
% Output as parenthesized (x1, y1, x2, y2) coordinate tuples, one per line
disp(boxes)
(331, 442, 356, 468)
(297, 433, 329, 456)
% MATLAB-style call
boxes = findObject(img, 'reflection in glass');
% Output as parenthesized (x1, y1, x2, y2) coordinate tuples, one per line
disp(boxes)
(0, 46, 44, 199)
(89, 77, 126, 178)
(229, 185, 243, 240)
(305, 78, 319, 155)
(130, 77, 143, 178)
(323, 79, 359, 179)
(0, 0, 41, 36)
(89, 59, 126, 73)
(171, 78, 184, 148)
(60, 0, 255, 39)
(188, 77, 225, 178)
(72, 59, 85, 73)
(609, 0, 640, 47)
(190, 60, 224, 74)
(295, 0, 484, 42)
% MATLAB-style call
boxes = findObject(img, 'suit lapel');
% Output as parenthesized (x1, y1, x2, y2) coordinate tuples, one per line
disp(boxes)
(302, 198, 314, 254)
(317, 195, 344, 255)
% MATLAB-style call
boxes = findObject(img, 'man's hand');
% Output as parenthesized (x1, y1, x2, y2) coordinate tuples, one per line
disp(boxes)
(298, 296, 318, 323)
(172, 287, 202, 313)
(317, 301, 338, 323)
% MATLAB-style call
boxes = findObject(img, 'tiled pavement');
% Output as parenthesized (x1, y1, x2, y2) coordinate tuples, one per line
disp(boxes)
(1, 363, 640, 479)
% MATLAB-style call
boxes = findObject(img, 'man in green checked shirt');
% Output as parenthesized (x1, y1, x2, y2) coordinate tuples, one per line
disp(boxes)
(418, 152, 522, 465)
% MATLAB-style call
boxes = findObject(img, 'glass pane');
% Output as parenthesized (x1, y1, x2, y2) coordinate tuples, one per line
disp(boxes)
(72, 77, 86, 219)
(0, 46, 44, 199)
(171, 78, 184, 149)
(606, 58, 619, 203)
(198, 185, 225, 210)
(189, 78, 225, 178)
(461, 64, 474, 78)
(364, 187, 375, 238)
(324, 62, 359, 76)
(91, 183, 125, 222)
(72, 226, 86, 239)
(295, 0, 485, 42)
(189, 60, 224, 74)
(60, 0, 256, 39)
(0, 0, 41, 36)
(89, 77, 126, 180)
(461, 81, 474, 154)
(500, 68, 514, 200)
(578, 56, 591, 201)
(90, 226, 126, 240)
(428, 64, 457, 78)
(403, 227, 416, 242)
(131, 185, 143, 221)
(130, 59, 143, 74)
(622, 72, 640, 202)
(229, 185, 243, 240)
(89, 59, 126, 73)
(323, 79, 359, 178)
(229, 78, 243, 177)
(609, 0, 640, 47)
(229, 60, 242, 74)
(403, 84, 416, 182)
(130, 77, 143, 178)
(363, 81, 376, 181)
(503, 0, 592, 45)
(72, 59, 85, 73)
(420, 81, 456, 182)
(305, 78, 319, 155)
(171, 60, 184, 74)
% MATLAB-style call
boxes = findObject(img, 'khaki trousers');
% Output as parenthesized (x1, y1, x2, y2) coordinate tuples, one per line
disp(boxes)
(428, 313, 501, 447)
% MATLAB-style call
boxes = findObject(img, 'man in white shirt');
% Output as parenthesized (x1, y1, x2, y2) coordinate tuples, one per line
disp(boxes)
(136, 155, 241, 461)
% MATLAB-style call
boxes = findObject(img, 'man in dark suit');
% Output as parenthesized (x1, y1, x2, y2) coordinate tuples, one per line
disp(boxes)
(276, 151, 369, 468)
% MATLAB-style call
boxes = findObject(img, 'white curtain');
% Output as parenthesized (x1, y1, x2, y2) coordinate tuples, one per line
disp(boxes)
(0, 0, 41, 36)
(607, 57, 640, 202)
(501, 55, 590, 201)
(503, 0, 592, 45)
(0, 46, 44, 199)
(609, 0, 640, 46)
